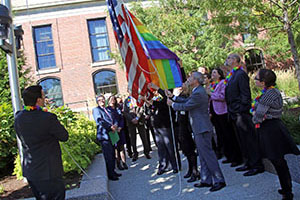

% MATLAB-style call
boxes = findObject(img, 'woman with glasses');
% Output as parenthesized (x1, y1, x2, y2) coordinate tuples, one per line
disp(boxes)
(252, 69, 300, 200)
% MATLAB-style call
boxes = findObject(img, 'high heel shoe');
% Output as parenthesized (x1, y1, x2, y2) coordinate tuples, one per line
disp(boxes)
(187, 173, 200, 183)
(122, 162, 128, 170)
(184, 170, 192, 179)
(117, 162, 124, 170)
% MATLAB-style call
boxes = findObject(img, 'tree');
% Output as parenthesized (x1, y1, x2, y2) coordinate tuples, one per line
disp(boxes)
(130, 1, 238, 73)
(0, 50, 31, 104)
(0, 50, 31, 174)
(200, 0, 300, 89)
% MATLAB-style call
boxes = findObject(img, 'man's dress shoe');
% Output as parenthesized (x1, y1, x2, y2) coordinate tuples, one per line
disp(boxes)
(194, 182, 212, 188)
(187, 174, 200, 183)
(236, 165, 250, 172)
(114, 172, 122, 177)
(243, 168, 264, 176)
(108, 176, 119, 181)
(222, 159, 231, 164)
(230, 162, 242, 167)
(210, 182, 226, 192)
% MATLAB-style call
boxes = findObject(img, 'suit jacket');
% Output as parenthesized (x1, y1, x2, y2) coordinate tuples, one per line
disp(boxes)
(225, 68, 251, 116)
(14, 110, 68, 181)
(92, 106, 115, 141)
(123, 97, 145, 126)
(172, 85, 213, 134)
(210, 79, 227, 115)
(150, 88, 176, 128)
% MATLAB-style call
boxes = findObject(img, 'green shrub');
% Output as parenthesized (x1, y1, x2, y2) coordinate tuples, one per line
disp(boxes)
(0, 103, 18, 172)
(13, 107, 101, 179)
(281, 111, 300, 145)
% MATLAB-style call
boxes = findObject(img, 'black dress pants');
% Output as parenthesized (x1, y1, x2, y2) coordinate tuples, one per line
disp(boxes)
(212, 112, 242, 163)
(127, 123, 150, 156)
(155, 127, 178, 171)
(28, 178, 65, 200)
(270, 158, 293, 194)
(231, 113, 263, 169)
(100, 140, 116, 178)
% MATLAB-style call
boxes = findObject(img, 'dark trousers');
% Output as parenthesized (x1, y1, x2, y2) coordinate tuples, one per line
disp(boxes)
(212, 112, 242, 163)
(270, 158, 293, 194)
(28, 178, 65, 200)
(100, 140, 116, 178)
(155, 127, 178, 171)
(127, 123, 150, 156)
(194, 131, 225, 184)
(231, 113, 263, 169)
(145, 119, 157, 148)
(178, 124, 197, 174)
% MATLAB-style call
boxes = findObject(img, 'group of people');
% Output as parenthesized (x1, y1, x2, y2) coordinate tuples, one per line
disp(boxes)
(92, 53, 300, 199)
(13, 53, 300, 200)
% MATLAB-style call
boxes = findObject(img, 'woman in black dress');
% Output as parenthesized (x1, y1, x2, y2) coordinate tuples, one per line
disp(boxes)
(175, 81, 199, 182)
(252, 69, 300, 200)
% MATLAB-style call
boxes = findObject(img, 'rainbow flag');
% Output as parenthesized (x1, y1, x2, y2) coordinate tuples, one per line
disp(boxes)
(128, 11, 183, 90)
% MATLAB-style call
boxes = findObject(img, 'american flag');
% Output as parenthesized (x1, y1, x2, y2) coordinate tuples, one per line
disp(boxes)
(107, 0, 151, 105)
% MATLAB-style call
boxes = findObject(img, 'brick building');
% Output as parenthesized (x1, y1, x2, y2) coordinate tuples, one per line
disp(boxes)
(12, 0, 268, 116)
(12, 0, 128, 116)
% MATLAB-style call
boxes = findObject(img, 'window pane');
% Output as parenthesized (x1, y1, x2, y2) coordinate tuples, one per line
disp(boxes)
(88, 20, 107, 34)
(90, 35, 109, 48)
(34, 26, 52, 41)
(37, 55, 56, 69)
(36, 41, 54, 55)
(34, 25, 56, 69)
(88, 19, 111, 62)
(93, 70, 118, 96)
(92, 48, 110, 61)
(39, 78, 64, 107)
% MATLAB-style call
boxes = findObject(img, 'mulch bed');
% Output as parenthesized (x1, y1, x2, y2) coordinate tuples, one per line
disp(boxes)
(0, 173, 82, 200)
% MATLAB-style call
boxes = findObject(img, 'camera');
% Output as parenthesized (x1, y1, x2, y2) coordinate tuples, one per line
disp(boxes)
(0, 4, 12, 40)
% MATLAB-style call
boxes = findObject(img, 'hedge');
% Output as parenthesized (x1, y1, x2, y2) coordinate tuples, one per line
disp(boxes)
(12, 106, 101, 179)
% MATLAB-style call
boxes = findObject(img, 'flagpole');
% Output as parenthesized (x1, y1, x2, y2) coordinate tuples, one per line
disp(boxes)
(123, 4, 182, 196)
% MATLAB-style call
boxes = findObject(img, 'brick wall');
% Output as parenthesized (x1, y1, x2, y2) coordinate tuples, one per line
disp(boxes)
(18, 7, 128, 116)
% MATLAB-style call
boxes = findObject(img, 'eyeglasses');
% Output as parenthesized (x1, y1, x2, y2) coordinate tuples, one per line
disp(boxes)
(254, 77, 261, 81)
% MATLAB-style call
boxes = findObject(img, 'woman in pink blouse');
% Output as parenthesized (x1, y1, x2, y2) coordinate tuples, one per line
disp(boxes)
(209, 67, 243, 167)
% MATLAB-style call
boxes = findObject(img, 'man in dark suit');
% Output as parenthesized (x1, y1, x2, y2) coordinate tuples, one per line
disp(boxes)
(92, 95, 121, 181)
(167, 72, 226, 192)
(123, 96, 151, 162)
(14, 85, 69, 200)
(224, 53, 264, 176)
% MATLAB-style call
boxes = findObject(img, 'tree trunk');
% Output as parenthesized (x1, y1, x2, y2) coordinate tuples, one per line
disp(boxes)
(286, 27, 300, 91)
(281, 0, 300, 91)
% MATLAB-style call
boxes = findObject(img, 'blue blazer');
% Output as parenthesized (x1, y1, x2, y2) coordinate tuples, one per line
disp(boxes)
(92, 106, 115, 141)
(172, 85, 213, 134)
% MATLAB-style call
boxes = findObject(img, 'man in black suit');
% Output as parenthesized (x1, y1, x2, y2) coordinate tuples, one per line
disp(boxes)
(224, 54, 264, 176)
(14, 85, 69, 200)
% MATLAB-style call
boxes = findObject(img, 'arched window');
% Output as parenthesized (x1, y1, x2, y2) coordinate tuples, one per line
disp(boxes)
(39, 78, 64, 107)
(93, 70, 118, 96)
(244, 49, 265, 73)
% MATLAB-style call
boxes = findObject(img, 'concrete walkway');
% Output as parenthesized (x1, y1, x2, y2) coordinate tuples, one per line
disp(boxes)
(109, 140, 300, 200)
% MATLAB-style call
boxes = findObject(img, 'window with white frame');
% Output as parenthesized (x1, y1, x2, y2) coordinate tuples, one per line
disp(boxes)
(33, 25, 56, 70)
(88, 19, 111, 62)
(93, 70, 118, 96)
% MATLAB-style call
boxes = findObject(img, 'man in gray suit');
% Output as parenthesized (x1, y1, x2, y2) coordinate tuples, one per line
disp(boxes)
(167, 71, 226, 192)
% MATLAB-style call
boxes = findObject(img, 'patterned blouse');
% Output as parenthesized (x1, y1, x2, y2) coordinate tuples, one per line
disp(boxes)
(252, 88, 283, 124)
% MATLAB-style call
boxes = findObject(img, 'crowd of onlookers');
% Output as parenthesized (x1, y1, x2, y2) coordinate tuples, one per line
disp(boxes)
(92, 53, 300, 199)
